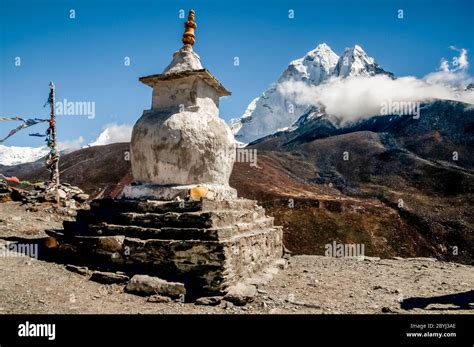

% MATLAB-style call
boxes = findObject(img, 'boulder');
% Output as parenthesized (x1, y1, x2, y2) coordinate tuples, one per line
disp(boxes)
(125, 275, 186, 298)
(0, 193, 11, 203)
(42, 191, 58, 202)
(65, 264, 89, 276)
(147, 294, 172, 303)
(57, 189, 67, 199)
(90, 271, 129, 284)
(73, 193, 90, 202)
(224, 283, 257, 306)
(195, 296, 222, 306)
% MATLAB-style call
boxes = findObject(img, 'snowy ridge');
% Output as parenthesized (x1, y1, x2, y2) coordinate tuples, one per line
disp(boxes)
(0, 124, 133, 166)
(230, 97, 258, 135)
(0, 145, 49, 166)
(288, 106, 325, 132)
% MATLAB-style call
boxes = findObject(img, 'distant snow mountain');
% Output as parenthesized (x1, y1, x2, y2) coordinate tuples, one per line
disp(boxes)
(0, 145, 78, 166)
(0, 145, 49, 166)
(232, 43, 393, 143)
(88, 124, 132, 147)
(0, 124, 132, 166)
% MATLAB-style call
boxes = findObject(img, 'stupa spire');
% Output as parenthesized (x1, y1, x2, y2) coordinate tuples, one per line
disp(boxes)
(182, 9, 197, 46)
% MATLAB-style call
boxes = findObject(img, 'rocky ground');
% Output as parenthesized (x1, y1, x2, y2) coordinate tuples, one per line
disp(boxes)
(0, 249, 472, 314)
(0, 201, 71, 239)
(0, 199, 472, 314)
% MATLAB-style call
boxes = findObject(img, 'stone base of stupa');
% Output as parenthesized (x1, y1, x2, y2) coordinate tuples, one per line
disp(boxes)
(46, 197, 283, 298)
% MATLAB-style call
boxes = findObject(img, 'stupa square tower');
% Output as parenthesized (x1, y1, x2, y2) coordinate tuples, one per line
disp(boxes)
(48, 10, 283, 298)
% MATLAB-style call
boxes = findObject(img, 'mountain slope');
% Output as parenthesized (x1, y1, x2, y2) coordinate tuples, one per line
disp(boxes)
(252, 100, 474, 170)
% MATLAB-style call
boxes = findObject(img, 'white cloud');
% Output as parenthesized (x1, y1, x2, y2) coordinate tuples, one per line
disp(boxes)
(434, 46, 469, 75)
(448, 46, 469, 70)
(423, 69, 472, 88)
(278, 75, 474, 124)
(439, 58, 450, 72)
(424, 47, 472, 88)
(458, 49, 468, 69)
(89, 123, 132, 146)
(57, 136, 84, 151)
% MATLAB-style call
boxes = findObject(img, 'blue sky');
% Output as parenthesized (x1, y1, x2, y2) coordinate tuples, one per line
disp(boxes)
(1, 0, 473, 147)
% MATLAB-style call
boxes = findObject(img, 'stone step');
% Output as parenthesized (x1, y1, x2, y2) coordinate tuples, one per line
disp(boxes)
(50, 226, 281, 254)
(62, 217, 274, 241)
(201, 199, 259, 211)
(89, 198, 258, 214)
(228, 226, 284, 243)
(46, 229, 65, 239)
(46, 229, 125, 259)
(233, 217, 274, 234)
(87, 224, 230, 241)
(90, 199, 203, 214)
(75, 208, 266, 229)
(120, 209, 266, 229)
(63, 220, 89, 236)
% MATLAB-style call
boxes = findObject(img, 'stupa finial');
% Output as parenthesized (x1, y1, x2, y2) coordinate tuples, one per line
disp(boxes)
(182, 9, 197, 46)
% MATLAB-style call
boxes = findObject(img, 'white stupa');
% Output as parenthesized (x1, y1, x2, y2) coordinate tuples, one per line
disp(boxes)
(124, 10, 236, 201)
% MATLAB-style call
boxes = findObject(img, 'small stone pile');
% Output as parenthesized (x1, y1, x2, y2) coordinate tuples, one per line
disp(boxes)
(0, 179, 89, 210)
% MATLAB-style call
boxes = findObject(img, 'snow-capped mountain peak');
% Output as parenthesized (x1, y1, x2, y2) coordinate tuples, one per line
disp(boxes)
(304, 43, 340, 70)
(88, 124, 132, 147)
(333, 44, 393, 78)
(0, 145, 49, 166)
(278, 43, 339, 85)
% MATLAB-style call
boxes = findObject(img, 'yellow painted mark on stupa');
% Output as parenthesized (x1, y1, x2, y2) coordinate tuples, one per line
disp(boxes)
(189, 185, 208, 200)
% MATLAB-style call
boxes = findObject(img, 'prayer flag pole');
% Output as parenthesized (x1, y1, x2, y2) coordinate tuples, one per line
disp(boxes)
(47, 81, 60, 188)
